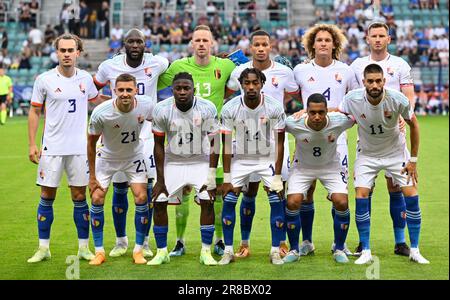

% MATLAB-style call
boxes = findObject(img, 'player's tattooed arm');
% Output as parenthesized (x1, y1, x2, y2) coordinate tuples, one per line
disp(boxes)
(402, 116, 420, 185)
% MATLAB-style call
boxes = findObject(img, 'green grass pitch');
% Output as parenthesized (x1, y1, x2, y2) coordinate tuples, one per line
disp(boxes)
(0, 116, 448, 280)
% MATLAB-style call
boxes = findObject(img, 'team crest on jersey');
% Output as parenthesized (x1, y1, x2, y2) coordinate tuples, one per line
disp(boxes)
(144, 67, 153, 78)
(137, 115, 145, 124)
(328, 134, 336, 143)
(360, 113, 366, 119)
(272, 77, 279, 88)
(259, 115, 268, 125)
(387, 67, 395, 77)
(335, 73, 343, 84)
(79, 83, 86, 94)
(308, 76, 315, 82)
(214, 68, 222, 79)
(193, 116, 202, 126)
(384, 110, 393, 119)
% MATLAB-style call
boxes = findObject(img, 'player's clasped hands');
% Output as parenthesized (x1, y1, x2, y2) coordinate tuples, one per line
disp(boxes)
(88, 177, 105, 197)
(401, 161, 418, 186)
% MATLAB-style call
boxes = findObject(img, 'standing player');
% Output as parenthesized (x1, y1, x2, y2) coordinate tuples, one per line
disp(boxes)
(157, 25, 236, 257)
(150, 72, 220, 266)
(0, 65, 13, 125)
(340, 64, 429, 264)
(284, 93, 355, 264)
(226, 30, 299, 258)
(27, 34, 98, 263)
(293, 23, 357, 256)
(350, 21, 415, 257)
(219, 68, 286, 265)
(93, 29, 169, 258)
(87, 74, 154, 266)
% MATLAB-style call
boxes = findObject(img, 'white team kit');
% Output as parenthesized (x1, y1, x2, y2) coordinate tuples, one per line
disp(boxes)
(221, 94, 286, 189)
(31, 68, 98, 187)
(88, 96, 154, 189)
(339, 88, 415, 188)
(152, 96, 220, 204)
(285, 112, 355, 197)
(94, 53, 169, 180)
(227, 60, 298, 180)
(293, 59, 358, 173)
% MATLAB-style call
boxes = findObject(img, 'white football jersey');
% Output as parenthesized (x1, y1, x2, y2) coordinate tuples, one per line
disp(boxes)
(294, 59, 358, 109)
(350, 54, 414, 90)
(227, 60, 299, 105)
(339, 88, 413, 157)
(221, 94, 286, 164)
(286, 112, 355, 169)
(31, 68, 98, 156)
(94, 53, 168, 140)
(88, 96, 154, 160)
(152, 96, 220, 163)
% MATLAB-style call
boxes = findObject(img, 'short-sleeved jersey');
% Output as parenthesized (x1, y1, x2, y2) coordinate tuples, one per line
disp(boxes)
(221, 94, 286, 164)
(0, 75, 13, 95)
(350, 54, 414, 91)
(31, 68, 98, 156)
(294, 59, 358, 108)
(339, 88, 413, 157)
(94, 53, 169, 100)
(88, 96, 154, 161)
(227, 60, 299, 105)
(152, 96, 220, 163)
(157, 56, 235, 113)
(286, 112, 355, 169)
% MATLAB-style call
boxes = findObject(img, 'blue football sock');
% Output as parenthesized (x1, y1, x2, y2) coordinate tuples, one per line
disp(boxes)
(355, 198, 370, 250)
(239, 195, 255, 241)
(222, 192, 238, 246)
(112, 182, 128, 238)
(135, 203, 149, 246)
(90, 204, 105, 248)
(153, 225, 168, 249)
(405, 195, 421, 248)
(334, 208, 350, 251)
(146, 180, 153, 237)
(73, 199, 89, 239)
(368, 192, 373, 215)
(389, 192, 406, 244)
(331, 205, 336, 219)
(285, 207, 301, 252)
(300, 202, 314, 242)
(268, 192, 285, 247)
(281, 198, 287, 242)
(200, 224, 215, 245)
(37, 197, 54, 240)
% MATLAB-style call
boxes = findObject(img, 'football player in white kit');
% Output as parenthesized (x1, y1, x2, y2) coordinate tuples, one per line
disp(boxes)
(350, 22, 415, 257)
(93, 29, 169, 258)
(292, 23, 357, 256)
(226, 30, 300, 258)
(87, 74, 155, 266)
(340, 64, 429, 265)
(284, 93, 355, 264)
(27, 34, 99, 263)
(149, 72, 221, 266)
(220, 68, 286, 265)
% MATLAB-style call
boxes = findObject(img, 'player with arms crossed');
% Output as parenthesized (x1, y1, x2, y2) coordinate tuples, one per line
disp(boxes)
(226, 30, 300, 258)
(150, 72, 221, 266)
(292, 23, 357, 256)
(350, 21, 415, 257)
(157, 25, 235, 257)
(87, 74, 155, 266)
(27, 34, 99, 263)
(284, 93, 355, 264)
(93, 29, 169, 258)
(220, 68, 286, 265)
(340, 64, 429, 264)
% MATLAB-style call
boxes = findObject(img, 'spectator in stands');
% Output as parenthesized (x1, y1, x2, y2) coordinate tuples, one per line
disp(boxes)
(96, 1, 109, 40)
(19, 49, 31, 70)
(29, 0, 39, 28)
(409, 0, 420, 9)
(0, 1, 7, 22)
(19, 2, 32, 32)
(246, 0, 257, 19)
(267, 0, 280, 21)
(79, 0, 90, 38)
(206, 1, 217, 18)
(181, 23, 193, 44)
(169, 22, 182, 45)
(158, 24, 171, 45)
(428, 48, 441, 66)
(111, 23, 124, 42)
(237, 35, 251, 56)
(419, 0, 429, 8)
(184, 0, 195, 19)
(143, 1, 154, 24)
(227, 23, 241, 46)
(408, 47, 420, 66)
(28, 25, 43, 57)
(88, 9, 97, 39)
(60, 3, 70, 34)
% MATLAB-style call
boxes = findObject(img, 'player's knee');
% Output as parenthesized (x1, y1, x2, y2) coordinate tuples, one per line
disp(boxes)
(71, 187, 86, 200)
(332, 195, 348, 211)
(401, 186, 418, 197)
(355, 188, 370, 199)
(287, 194, 302, 210)
(134, 193, 147, 205)
(91, 194, 105, 206)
